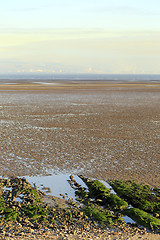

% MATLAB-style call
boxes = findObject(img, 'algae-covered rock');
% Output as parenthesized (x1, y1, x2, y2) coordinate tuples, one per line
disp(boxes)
(79, 176, 128, 210)
(86, 180, 111, 196)
(124, 208, 160, 230)
(103, 193, 128, 210)
(84, 205, 115, 225)
(109, 180, 160, 215)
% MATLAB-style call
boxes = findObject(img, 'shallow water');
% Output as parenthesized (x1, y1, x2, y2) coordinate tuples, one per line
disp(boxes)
(25, 174, 87, 200)
(25, 174, 116, 200)
(122, 216, 136, 224)
(25, 173, 136, 224)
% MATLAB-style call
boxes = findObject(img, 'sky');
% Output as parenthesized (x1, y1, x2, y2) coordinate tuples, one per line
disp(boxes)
(0, 0, 160, 74)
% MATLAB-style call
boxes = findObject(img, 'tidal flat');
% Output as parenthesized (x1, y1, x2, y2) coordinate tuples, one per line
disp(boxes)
(0, 81, 160, 187)
(0, 81, 160, 239)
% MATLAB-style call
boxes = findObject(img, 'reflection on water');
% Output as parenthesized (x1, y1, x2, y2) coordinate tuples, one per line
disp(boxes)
(25, 174, 87, 200)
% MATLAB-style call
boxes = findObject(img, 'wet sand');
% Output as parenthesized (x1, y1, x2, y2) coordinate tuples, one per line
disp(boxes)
(0, 81, 160, 187)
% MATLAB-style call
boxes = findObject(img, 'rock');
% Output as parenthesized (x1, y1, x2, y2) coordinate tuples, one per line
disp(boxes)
(154, 213, 159, 218)
(12, 196, 16, 201)
(12, 206, 16, 210)
(20, 232, 25, 236)
(28, 228, 34, 233)
(5, 232, 12, 237)
(0, 230, 5, 235)
(96, 199, 102, 203)
(70, 175, 74, 181)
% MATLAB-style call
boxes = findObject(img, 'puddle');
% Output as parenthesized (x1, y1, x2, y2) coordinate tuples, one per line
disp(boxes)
(122, 215, 136, 224)
(128, 204, 133, 209)
(3, 186, 12, 191)
(15, 197, 23, 203)
(25, 174, 88, 201)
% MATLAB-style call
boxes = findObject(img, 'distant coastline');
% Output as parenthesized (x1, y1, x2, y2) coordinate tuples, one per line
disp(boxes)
(0, 73, 160, 83)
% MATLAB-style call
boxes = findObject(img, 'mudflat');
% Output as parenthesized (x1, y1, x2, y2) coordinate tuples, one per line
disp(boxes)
(0, 81, 160, 187)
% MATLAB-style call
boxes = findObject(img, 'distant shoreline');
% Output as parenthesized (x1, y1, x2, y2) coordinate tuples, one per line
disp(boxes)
(0, 73, 160, 82)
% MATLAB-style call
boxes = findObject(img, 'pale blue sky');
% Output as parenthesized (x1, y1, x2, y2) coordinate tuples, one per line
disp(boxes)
(0, 0, 160, 74)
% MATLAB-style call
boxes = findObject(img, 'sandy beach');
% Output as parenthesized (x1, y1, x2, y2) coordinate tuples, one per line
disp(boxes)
(0, 81, 160, 239)
(0, 81, 159, 187)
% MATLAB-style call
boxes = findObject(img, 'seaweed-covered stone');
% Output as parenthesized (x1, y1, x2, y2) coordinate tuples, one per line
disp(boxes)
(84, 204, 122, 226)
(79, 176, 128, 210)
(124, 208, 160, 230)
(109, 180, 160, 215)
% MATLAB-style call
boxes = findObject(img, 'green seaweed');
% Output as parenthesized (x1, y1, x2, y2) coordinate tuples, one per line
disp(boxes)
(79, 177, 128, 210)
(84, 204, 121, 225)
(75, 189, 89, 199)
(87, 180, 110, 195)
(0, 196, 5, 213)
(21, 188, 42, 203)
(5, 210, 19, 221)
(2, 208, 20, 221)
(103, 193, 129, 210)
(109, 180, 160, 215)
(23, 204, 48, 219)
(124, 208, 160, 230)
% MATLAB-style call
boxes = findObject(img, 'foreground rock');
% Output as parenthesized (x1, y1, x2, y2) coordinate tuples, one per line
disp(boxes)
(0, 176, 159, 240)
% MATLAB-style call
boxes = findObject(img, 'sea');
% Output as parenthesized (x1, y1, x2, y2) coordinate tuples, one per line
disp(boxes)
(0, 73, 160, 83)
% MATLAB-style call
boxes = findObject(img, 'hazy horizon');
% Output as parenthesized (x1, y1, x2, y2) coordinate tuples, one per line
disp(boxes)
(0, 73, 160, 82)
